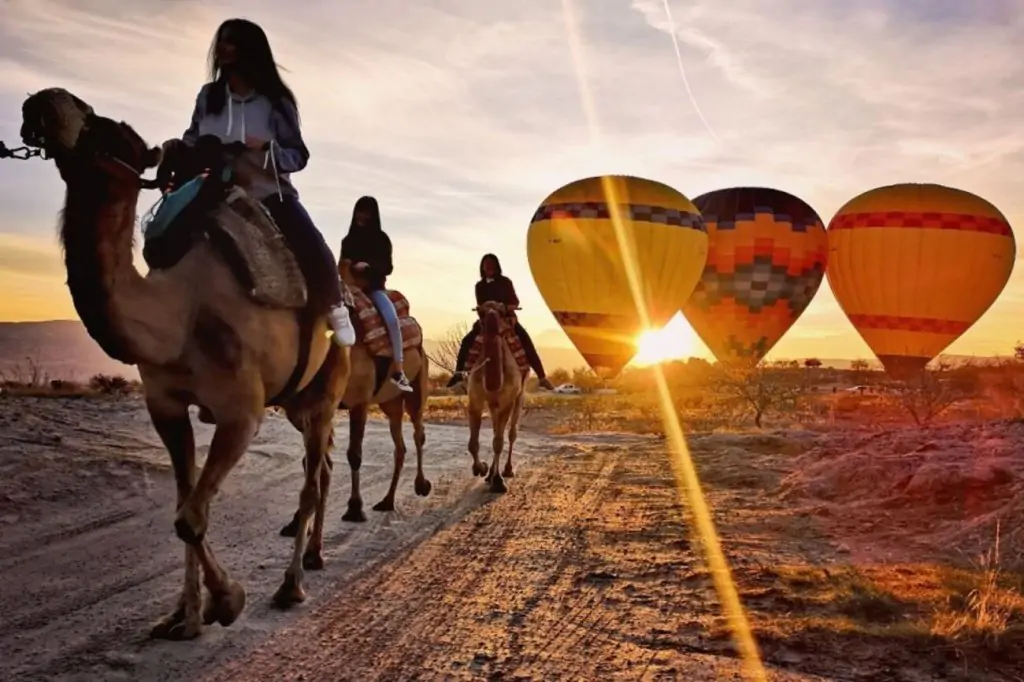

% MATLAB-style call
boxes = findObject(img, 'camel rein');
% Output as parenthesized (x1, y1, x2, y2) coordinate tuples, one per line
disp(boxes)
(0, 140, 162, 190)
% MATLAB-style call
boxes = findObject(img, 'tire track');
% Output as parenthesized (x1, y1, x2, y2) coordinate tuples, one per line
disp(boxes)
(205, 446, 625, 681)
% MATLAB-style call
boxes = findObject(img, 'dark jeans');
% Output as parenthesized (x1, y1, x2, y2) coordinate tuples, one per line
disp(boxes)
(261, 194, 343, 313)
(456, 320, 546, 377)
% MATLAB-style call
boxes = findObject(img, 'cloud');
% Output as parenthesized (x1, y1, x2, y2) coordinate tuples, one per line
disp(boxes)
(0, 0, 1021, 359)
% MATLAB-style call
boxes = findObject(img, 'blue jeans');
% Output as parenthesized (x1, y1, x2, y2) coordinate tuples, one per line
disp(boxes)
(261, 194, 344, 312)
(370, 289, 403, 363)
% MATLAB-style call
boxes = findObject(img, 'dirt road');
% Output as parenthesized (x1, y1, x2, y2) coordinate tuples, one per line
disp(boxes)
(0, 397, 556, 681)
(2, 398, 1020, 681)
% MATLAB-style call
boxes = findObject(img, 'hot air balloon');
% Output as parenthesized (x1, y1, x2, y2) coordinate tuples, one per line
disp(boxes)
(527, 175, 708, 375)
(827, 183, 1016, 378)
(682, 187, 828, 365)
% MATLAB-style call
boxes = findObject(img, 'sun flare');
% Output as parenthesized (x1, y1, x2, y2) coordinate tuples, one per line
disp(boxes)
(632, 313, 701, 366)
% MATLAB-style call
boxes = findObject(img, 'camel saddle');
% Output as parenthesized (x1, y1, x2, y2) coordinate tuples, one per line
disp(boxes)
(466, 316, 530, 374)
(348, 288, 423, 358)
(141, 170, 307, 310)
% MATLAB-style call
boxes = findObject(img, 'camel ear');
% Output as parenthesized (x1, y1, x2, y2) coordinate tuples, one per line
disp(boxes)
(143, 145, 162, 170)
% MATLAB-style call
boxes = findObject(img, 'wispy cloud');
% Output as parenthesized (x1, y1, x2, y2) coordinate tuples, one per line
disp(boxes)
(1, 0, 1022, 360)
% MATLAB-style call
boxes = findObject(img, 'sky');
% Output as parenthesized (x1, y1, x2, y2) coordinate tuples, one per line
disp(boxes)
(1, 0, 1023, 364)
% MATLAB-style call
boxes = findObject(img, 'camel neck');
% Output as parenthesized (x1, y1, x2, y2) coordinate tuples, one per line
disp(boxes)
(61, 181, 185, 366)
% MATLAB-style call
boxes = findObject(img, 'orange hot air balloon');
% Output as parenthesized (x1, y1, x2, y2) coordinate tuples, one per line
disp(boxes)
(527, 175, 708, 375)
(682, 187, 828, 365)
(827, 183, 1016, 378)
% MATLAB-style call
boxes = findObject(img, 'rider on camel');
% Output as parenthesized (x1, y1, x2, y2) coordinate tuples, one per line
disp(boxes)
(340, 196, 414, 392)
(447, 253, 555, 390)
(175, 18, 355, 347)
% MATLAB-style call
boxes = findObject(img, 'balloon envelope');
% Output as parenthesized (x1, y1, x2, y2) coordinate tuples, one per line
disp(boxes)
(527, 175, 708, 375)
(827, 183, 1016, 378)
(682, 187, 828, 364)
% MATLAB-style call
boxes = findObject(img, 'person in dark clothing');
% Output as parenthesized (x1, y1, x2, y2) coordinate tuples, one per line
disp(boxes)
(174, 18, 355, 346)
(340, 196, 412, 392)
(446, 254, 555, 390)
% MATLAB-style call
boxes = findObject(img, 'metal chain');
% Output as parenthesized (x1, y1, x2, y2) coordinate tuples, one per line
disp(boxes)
(0, 142, 43, 161)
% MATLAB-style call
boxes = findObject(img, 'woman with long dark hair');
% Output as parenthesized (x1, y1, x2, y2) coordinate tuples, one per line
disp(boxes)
(177, 18, 355, 346)
(447, 253, 554, 390)
(341, 196, 413, 392)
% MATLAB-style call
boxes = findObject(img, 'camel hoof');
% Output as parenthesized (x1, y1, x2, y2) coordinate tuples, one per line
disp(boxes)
(503, 466, 515, 478)
(372, 498, 395, 512)
(173, 514, 205, 546)
(272, 572, 306, 608)
(279, 515, 300, 538)
(414, 477, 432, 497)
(150, 606, 202, 641)
(302, 550, 325, 571)
(489, 475, 508, 494)
(341, 500, 367, 523)
(203, 580, 247, 627)
(472, 461, 488, 477)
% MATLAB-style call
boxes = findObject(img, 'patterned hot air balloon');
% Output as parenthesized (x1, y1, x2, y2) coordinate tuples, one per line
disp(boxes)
(827, 183, 1016, 378)
(527, 175, 708, 375)
(682, 187, 828, 365)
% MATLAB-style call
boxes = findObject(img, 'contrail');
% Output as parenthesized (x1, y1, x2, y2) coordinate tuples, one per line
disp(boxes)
(659, 0, 722, 145)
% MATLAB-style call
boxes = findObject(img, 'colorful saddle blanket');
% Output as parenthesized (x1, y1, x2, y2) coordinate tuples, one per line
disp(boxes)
(349, 289, 423, 358)
(466, 322, 531, 374)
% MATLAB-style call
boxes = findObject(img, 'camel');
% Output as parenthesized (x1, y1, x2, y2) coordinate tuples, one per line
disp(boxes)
(18, 87, 356, 641)
(466, 301, 529, 493)
(280, 262, 432, 538)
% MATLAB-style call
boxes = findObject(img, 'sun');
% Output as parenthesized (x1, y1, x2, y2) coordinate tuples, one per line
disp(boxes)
(632, 314, 701, 366)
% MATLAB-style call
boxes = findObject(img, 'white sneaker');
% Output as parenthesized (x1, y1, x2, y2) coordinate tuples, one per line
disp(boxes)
(390, 371, 414, 393)
(328, 305, 356, 347)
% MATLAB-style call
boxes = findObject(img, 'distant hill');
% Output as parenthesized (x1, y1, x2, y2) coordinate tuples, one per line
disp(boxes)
(0, 321, 1003, 382)
(0, 320, 590, 382)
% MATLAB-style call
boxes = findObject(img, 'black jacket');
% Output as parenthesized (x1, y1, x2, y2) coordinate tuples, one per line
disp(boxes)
(341, 229, 393, 290)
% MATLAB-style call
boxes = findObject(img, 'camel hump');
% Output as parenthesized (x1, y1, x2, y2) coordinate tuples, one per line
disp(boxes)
(349, 288, 423, 357)
(141, 181, 308, 309)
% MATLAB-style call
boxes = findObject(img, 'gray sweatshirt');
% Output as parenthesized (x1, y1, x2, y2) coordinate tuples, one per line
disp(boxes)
(181, 82, 309, 200)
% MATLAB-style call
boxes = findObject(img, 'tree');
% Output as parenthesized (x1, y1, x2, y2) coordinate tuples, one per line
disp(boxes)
(849, 358, 871, 384)
(712, 362, 805, 428)
(547, 368, 571, 387)
(1014, 341, 1024, 361)
(803, 358, 822, 369)
(426, 321, 469, 375)
(896, 362, 974, 426)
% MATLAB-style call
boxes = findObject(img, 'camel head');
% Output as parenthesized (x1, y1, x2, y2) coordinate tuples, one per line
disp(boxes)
(477, 300, 508, 336)
(21, 87, 162, 187)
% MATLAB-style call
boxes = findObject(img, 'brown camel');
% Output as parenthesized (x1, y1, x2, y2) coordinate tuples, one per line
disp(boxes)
(280, 262, 431, 538)
(18, 87, 355, 641)
(466, 301, 529, 493)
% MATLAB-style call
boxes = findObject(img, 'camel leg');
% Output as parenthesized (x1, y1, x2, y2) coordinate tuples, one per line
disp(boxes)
(406, 387, 431, 497)
(147, 400, 202, 641)
(468, 402, 488, 477)
(273, 413, 331, 608)
(342, 404, 368, 522)
(305, 450, 332, 571)
(504, 389, 525, 479)
(373, 398, 405, 512)
(175, 416, 258, 627)
(280, 411, 313, 538)
(488, 405, 512, 494)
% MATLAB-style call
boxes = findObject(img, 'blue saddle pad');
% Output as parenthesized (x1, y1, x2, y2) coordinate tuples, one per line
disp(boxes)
(142, 167, 233, 242)
(142, 175, 207, 242)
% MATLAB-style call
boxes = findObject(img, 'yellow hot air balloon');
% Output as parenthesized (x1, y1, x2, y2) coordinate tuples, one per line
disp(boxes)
(527, 175, 708, 375)
(827, 183, 1016, 378)
(683, 187, 828, 365)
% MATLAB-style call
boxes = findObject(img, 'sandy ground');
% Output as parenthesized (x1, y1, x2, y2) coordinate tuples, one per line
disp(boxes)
(1, 397, 1022, 681)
